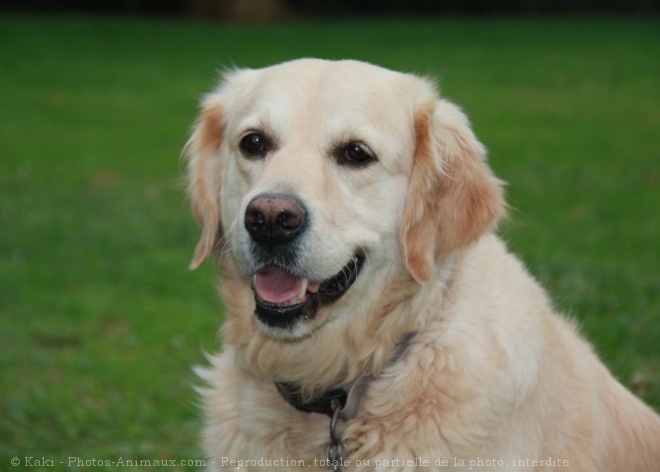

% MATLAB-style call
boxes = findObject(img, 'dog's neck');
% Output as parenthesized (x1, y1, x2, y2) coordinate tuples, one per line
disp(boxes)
(274, 330, 418, 419)
(218, 252, 457, 401)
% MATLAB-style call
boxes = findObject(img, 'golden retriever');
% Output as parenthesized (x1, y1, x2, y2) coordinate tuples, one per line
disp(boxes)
(184, 59, 660, 471)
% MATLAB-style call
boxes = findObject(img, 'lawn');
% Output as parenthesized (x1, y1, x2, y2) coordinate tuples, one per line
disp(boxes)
(1, 15, 658, 470)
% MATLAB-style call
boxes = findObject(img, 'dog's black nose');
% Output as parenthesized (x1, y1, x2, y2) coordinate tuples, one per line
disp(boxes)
(245, 193, 307, 244)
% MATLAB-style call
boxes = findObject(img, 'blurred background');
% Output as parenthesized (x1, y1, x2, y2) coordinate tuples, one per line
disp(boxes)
(2, 0, 659, 19)
(1, 2, 658, 471)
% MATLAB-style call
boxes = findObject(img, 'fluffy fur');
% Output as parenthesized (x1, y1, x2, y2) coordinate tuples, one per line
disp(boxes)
(185, 59, 660, 471)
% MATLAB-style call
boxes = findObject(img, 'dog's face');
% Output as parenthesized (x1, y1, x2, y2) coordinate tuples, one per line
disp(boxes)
(186, 59, 505, 340)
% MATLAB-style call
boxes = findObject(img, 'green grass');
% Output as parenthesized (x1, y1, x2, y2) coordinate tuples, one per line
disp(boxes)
(1, 15, 658, 470)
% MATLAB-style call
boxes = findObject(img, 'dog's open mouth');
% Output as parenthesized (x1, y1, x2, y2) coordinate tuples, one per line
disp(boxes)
(252, 255, 365, 330)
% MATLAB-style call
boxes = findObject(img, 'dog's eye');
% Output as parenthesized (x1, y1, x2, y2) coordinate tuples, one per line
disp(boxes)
(338, 142, 376, 167)
(240, 132, 269, 158)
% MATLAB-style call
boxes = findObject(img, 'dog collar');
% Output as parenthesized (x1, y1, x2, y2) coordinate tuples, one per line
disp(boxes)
(275, 382, 349, 418)
(275, 332, 416, 472)
(274, 331, 417, 420)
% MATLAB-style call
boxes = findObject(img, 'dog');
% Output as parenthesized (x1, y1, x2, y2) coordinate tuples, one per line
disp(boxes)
(184, 59, 660, 471)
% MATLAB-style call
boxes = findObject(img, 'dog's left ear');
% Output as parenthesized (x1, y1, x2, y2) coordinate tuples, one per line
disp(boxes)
(184, 95, 225, 270)
(401, 98, 506, 283)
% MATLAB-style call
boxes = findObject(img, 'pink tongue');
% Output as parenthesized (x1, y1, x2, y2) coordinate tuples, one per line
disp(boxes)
(254, 267, 303, 305)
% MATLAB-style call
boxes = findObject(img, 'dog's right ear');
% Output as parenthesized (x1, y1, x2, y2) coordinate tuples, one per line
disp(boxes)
(184, 95, 225, 270)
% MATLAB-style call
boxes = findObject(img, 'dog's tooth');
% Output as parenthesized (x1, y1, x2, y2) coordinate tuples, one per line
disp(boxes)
(298, 279, 308, 300)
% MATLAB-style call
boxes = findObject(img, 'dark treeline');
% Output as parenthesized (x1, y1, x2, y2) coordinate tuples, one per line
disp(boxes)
(2, 0, 658, 18)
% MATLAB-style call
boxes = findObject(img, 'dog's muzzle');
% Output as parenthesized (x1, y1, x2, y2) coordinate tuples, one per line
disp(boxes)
(244, 192, 365, 331)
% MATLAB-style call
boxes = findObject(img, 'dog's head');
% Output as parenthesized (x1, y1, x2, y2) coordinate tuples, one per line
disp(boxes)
(185, 59, 505, 340)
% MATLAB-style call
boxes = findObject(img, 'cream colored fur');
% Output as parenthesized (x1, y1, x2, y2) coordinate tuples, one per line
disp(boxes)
(185, 59, 660, 471)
